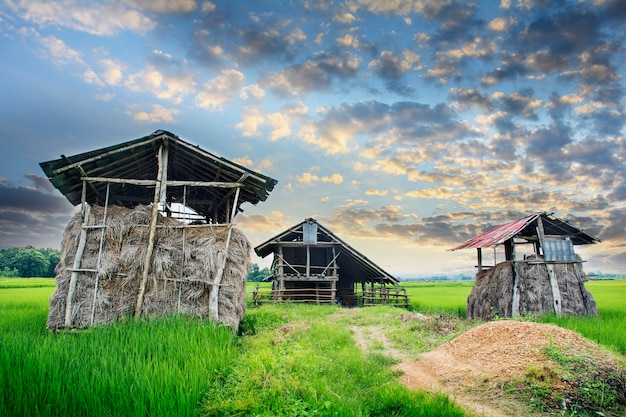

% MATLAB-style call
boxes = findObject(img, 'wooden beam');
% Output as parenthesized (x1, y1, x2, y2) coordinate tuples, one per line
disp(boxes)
(53, 137, 156, 175)
(81, 176, 244, 188)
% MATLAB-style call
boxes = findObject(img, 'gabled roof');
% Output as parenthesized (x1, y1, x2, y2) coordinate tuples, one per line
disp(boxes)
(450, 212, 600, 251)
(254, 218, 398, 284)
(40, 130, 277, 221)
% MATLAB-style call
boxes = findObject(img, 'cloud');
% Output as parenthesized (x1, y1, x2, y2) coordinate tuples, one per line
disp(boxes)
(0, 176, 74, 249)
(259, 52, 361, 97)
(129, 104, 179, 123)
(195, 69, 244, 110)
(14, 1, 156, 36)
(296, 172, 344, 186)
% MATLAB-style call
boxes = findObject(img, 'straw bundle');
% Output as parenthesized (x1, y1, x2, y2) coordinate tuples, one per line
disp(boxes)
(467, 258, 597, 320)
(47, 204, 250, 331)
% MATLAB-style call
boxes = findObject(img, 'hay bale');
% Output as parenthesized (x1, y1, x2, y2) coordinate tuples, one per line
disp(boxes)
(47, 204, 250, 331)
(467, 259, 598, 320)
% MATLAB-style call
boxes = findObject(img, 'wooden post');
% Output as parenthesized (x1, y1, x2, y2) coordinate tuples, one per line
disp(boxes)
(208, 185, 241, 322)
(546, 264, 562, 314)
(65, 203, 91, 327)
(135, 142, 168, 319)
(536, 215, 546, 257)
(306, 244, 310, 278)
(477, 248, 482, 270)
(277, 245, 284, 301)
(511, 262, 520, 316)
(504, 238, 515, 261)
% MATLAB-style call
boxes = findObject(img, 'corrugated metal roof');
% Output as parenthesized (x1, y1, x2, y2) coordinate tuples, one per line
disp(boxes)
(254, 218, 398, 284)
(450, 212, 599, 251)
(450, 213, 541, 250)
(39, 130, 277, 222)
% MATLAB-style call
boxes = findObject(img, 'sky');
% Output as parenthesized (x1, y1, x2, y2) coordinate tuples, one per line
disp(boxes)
(1, 0, 625, 278)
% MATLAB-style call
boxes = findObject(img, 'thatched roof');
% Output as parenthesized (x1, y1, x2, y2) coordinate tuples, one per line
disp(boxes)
(450, 212, 599, 251)
(40, 130, 277, 222)
(254, 218, 398, 285)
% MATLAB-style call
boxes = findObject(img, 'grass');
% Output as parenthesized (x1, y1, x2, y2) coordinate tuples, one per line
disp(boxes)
(2, 277, 624, 416)
(535, 280, 626, 354)
(1, 279, 467, 417)
(402, 281, 473, 315)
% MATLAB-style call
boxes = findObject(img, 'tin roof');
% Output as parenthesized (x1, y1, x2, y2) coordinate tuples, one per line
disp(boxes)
(39, 130, 277, 221)
(450, 212, 599, 251)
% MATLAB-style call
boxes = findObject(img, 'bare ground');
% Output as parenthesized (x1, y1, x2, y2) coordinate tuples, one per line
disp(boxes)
(343, 312, 620, 417)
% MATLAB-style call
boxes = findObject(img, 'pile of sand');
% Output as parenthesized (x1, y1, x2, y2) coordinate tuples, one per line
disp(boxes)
(395, 320, 622, 417)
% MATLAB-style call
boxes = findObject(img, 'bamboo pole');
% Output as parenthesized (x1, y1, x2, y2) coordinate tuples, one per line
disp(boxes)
(135, 143, 168, 319)
(208, 185, 241, 322)
(65, 203, 91, 327)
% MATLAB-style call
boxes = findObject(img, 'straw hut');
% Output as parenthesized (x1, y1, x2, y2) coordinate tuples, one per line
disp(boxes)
(40, 130, 277, 330)
(254, 218, 408, 307)
(450, 212, 600, 320)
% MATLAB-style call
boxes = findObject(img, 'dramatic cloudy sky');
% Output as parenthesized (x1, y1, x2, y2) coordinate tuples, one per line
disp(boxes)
(1, 0, 625, 277)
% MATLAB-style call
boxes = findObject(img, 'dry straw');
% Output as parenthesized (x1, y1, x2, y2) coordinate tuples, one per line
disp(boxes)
(47, 204, 250, 331)
(467, 256, 598, 320)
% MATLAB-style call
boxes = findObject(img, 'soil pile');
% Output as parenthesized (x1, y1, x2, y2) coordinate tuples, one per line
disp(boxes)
(396, 320, 624, 417)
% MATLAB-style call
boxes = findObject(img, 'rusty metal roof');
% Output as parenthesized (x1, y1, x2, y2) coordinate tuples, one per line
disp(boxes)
(255, 218, 398, 284)
(39, 130, 277, 222)
(450, 212, 599, 250)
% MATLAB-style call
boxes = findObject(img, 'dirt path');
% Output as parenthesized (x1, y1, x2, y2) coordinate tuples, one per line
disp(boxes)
(345, 315, 613, 417)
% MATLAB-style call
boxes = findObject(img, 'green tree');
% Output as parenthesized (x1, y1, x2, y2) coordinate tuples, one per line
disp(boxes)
(0, 247, 60, 277)
(247, 263, 271, 282)
(40, 248, 61, 277)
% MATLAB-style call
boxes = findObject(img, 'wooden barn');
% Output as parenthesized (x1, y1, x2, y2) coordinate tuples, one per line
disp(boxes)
(253, 218, 408, 307)
(40, 130, 277, 330)
(450, 212, 600, 320)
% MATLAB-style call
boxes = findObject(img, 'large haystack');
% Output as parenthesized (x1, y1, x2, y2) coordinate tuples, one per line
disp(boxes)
(47, 204, 250, 331)
(467, 258, 597, 320)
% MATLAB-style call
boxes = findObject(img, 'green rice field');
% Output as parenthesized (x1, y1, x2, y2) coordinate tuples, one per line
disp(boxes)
(1, 277, 624, 416)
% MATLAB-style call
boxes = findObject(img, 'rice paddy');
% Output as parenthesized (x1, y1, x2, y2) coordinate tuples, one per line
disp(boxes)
(1, 277, 624, 416)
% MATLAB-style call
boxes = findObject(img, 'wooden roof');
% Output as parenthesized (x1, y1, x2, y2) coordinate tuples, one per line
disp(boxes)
(255, 218, 398, 284)
(39, 130, 277, 222)
(450, 212, 600, 251)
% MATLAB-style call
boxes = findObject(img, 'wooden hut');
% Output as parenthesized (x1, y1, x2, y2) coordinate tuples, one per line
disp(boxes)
(40, 130, 277, 330)
(450, 212, 600, 320)
(253, 218, 408, 307)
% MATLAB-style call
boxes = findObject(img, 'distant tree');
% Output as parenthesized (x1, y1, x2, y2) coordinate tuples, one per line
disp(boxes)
(0, 247, 60, 277)
(40, 248, 61, 276)
(247, 263, 271, 282)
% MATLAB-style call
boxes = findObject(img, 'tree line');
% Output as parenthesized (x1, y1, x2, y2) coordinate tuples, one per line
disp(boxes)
(0, 247, 61, 278)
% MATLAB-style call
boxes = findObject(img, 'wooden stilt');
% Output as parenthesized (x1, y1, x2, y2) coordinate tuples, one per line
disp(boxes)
(511, 262, 520, 316)
(208, 184, 241, 322)
(135, 143, 168, 319)
(546, 264, 562, 314)
(65, 203, 91, 327)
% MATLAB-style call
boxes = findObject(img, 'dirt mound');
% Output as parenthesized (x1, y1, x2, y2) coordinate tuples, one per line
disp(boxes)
(396, 320, 621, 417)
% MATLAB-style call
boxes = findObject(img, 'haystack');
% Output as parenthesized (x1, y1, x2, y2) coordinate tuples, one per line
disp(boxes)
(47, 204, 250, 331)
(467, 257, 597, 320)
